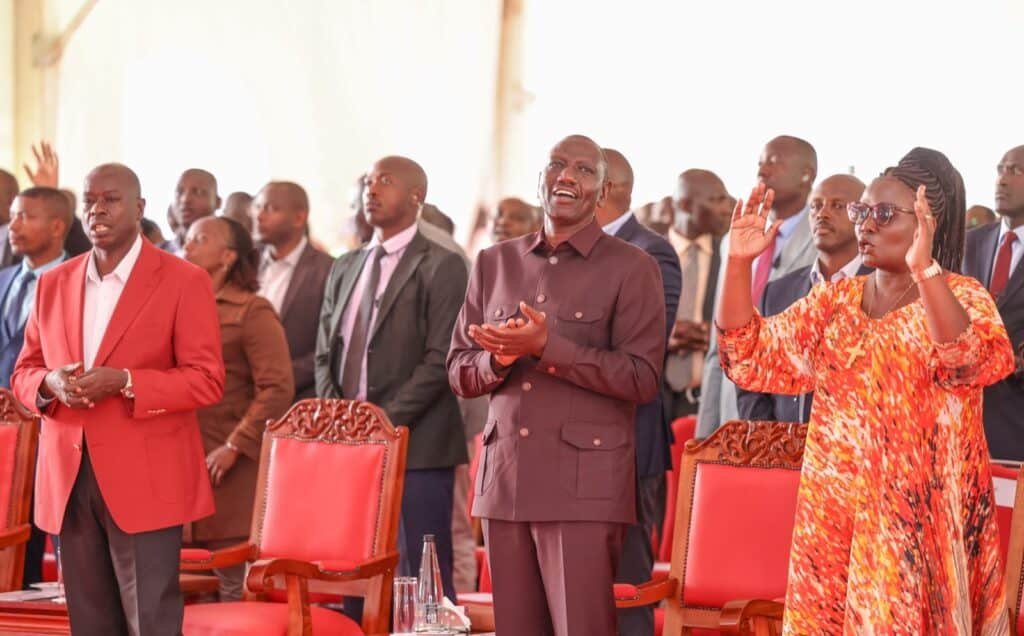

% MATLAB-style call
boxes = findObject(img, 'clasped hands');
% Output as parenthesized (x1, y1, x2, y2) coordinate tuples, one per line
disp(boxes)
(43, 362, 127, 409)
(468, 301, 548, 367)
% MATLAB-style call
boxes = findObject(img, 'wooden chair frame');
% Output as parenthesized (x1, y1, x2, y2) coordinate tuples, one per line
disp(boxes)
(181, 399, 408, 636)
(1003, 467, 1024, 632)
(0, 389, 40, 592)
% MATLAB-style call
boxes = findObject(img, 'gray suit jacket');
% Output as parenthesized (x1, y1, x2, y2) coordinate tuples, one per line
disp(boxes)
(696, 209, 816, 437)
(315, 229, 469, 469)
(270, 242, 334, 400)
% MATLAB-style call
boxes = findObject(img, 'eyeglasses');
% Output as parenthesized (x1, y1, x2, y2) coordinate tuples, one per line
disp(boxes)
(846, 202, 916, 226)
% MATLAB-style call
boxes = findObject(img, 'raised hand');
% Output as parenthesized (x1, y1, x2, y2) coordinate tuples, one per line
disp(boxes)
(727, 183, 781, 262)
(23, 141, 59, 188)
(906, 185, 936, 272)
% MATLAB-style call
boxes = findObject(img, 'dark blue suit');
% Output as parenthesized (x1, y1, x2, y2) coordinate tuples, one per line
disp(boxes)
(612, 214, 680, 636)
(736, 262, 871, 423)
(0, 265, 27, 388)
(963, 223, 1024, 461)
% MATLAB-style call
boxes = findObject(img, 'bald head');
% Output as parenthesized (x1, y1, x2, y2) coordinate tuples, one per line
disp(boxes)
(812, 174, 864, 202)
(759, 135, 817, 213)
(174, 167, 220, 231)
(674, 169, 731, 237)
(86, 163, 142, 198)
(595, 148, 634, 224)
(363, 156, 429, 236)
(83, 163, 145, 252)
(221, 191, 253, 234)
(0, 169, 18, 225)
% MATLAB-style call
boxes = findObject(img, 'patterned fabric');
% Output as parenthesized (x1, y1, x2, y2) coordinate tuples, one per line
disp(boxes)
(719, 274, 1013, 634)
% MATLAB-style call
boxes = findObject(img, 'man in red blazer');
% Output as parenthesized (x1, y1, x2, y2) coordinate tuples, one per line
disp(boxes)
(12, 163, 224, 635)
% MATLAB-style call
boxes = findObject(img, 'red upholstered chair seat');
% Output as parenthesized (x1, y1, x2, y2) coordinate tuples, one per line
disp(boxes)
(682, 463, 799, 607)
(184, 602, 361, 636)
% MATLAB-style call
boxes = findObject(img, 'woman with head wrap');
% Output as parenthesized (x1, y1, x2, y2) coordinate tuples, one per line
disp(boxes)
(716, 148, 1012, 631)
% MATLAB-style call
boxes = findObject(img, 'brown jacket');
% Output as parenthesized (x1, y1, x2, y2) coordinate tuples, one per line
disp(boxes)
(446, 221, 665, 524)
(191, 284, 294, 542)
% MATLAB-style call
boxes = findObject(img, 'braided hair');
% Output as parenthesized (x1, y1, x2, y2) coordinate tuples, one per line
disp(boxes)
(883, 147, 966, 273)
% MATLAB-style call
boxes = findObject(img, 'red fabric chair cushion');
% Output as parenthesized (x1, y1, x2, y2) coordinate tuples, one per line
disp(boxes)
(682, 463, 799, 608)
(259, 437, 386, 564)
(0, 426, 17, 525)
(651, 561, 670, 581)
(184, 601, 361, 635)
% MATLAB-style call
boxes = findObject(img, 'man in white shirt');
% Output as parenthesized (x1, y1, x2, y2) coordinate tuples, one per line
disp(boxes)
(255, 181, 334, 400)
(736, 174, 867, 423)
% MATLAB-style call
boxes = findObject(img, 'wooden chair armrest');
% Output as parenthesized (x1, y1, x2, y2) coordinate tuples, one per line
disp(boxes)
(179, 542, 257, 571)
(719, 598, 785, 633)
(613, 578, 678, 608)
(245, 551, 401, 593)
(0, 524, 31, 549)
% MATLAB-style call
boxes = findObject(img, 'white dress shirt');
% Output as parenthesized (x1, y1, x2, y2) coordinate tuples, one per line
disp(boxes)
(337, 223, 418, 399)
(600, 211, 634, 237)
(993, 220, 1024, 282)
(259, 236, 308, 315)
(83, 234, 144, 370)
(809, 254, 864, 286)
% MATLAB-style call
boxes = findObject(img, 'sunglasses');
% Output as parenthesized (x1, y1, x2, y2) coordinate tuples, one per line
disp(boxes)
(846, 202, 916, 227)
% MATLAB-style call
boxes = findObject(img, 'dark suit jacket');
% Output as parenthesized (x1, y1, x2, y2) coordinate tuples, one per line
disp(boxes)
(270, 243, 334, 400)
(736, 263, 871, 423)
(64, 218, 92, 257)
(315, 229, 469, 470)
(615, 215, 681, 478)
(0, 265, 25, 388)
(964, 224, 1024, 460)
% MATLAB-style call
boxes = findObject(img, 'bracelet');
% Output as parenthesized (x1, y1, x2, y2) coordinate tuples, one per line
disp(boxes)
(912, 259, 942, 284)
(225, 441, 239, 453)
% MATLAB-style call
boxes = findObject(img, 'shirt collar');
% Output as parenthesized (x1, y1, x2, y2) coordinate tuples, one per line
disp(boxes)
(263, 236, 308, 268)
(86, 233, 144, 285)
(774, 206, 809, 239)
(522, 218, 604, 258)
(810, 254, 864, 285)
(999, 218, 1024, 244)
(601, 211, 633, 237)
(668, 227, 713, 255)
(20, 251, 66, 277)
(367, 221, 418, 255)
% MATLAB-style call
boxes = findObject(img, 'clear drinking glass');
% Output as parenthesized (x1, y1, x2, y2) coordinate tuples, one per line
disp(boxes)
(392, 576, 417, 634)
(415, 534, 445, 632)
(54, 543, 66, 604)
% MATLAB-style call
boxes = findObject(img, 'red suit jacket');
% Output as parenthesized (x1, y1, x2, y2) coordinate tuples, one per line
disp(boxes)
(12, 239, 225, 534)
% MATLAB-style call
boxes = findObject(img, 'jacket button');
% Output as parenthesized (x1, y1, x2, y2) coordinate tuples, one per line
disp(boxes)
(547, 366, 556, 374)
(519, 427, 530, 437)
(592, 438, 602, 447)
(574, 311, 583, 319)
(494, 309, 502, 317)
(73, 443, 82, 451)
(536, 294, 546, 303)
(548, 256, 559, 265)
(522, 382, 532, 391)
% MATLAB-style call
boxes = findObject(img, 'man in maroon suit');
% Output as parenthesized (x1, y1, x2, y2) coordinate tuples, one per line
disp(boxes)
(447, 135, 666, 636)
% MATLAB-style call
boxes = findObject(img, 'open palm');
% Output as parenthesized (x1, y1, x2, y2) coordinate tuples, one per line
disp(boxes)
(728, 183, 781, 261)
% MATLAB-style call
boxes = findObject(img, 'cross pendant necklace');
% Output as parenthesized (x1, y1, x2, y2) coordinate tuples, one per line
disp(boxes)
(846, 274, 917, 368)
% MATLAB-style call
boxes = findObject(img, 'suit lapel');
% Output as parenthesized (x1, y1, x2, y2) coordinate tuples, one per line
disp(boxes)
(998, 241, 1024, 309)
(614, 216, 639, 242)
(63, 256, 88, 362)
(976, 224, 999, 290)
(370, 232, 427, 342)
(777, 212, 813, 276)
(91, 242, 162, 368)
(278, 244, 312, 321)
(328, 249, 369, 343)
(0, 268, 18, 346)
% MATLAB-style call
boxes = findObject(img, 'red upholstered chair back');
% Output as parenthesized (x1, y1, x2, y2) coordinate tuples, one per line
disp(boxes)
(991, 463, 1019, 567)
(0, 389, 40, 592)
(1002, 466, 1024, 634)
(659, 416, 697, 562)
(662, 420, 806, 636)
(251, 400, 407, 569)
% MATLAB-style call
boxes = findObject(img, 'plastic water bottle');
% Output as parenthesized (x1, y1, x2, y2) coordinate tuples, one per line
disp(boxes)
(414, 534, 445, 632)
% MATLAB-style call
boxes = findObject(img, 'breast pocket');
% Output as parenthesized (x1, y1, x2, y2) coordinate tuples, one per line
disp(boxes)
(484, 302, 520, 326)
(554, 306, 606, 347)
(558, 422, 630, 499)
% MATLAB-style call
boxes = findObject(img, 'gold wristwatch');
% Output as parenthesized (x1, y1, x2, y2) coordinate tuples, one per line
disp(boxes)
(121, 369, 135, 400)
(912, 259, 942, 284)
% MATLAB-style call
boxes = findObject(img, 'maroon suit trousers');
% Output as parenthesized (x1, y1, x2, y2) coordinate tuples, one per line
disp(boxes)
(483, 519, 625, 636)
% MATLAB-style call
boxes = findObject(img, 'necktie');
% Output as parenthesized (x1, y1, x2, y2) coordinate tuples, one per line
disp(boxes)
(341, 247, 385, 399)
(751, 232, 777, 304)
(665, 243, 699, 391)
(3, 270, 35, 339)
(990, 232, 1017, 298)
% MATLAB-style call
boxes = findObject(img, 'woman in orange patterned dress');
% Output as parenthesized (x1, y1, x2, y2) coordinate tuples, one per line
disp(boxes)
(717, 148, 1013, 633)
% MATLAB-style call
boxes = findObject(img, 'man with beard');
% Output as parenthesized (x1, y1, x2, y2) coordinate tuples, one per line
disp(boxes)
(447, 135, 665, 636)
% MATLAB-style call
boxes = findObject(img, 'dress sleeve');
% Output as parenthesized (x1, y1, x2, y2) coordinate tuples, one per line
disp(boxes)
(717, 280, 837, 396)
(930, 274, 1014, 390)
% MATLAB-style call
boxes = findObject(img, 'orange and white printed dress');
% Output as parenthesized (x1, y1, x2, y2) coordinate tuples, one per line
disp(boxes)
(719, 273, 1014, 634)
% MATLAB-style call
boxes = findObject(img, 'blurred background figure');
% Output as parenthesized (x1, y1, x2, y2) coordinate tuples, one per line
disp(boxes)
(221, 191, 254, 236)
(489, 196, 540, 243)
(966, 204, 996, 229)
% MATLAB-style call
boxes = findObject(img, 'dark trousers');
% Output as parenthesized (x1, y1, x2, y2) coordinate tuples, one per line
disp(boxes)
(345, 467, 456, 621)
(615, 474, 666, 636)
(484, 518, 624, 636)
(60, 446, 183, 636)
(667, 389, 700, 419)
(21, 511, 45, 588)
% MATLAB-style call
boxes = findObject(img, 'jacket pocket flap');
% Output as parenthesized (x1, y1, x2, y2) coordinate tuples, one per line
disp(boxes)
(557, 306, 604, 323)
(560, 422, 627, 450)
(486, 303, 518, 322)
